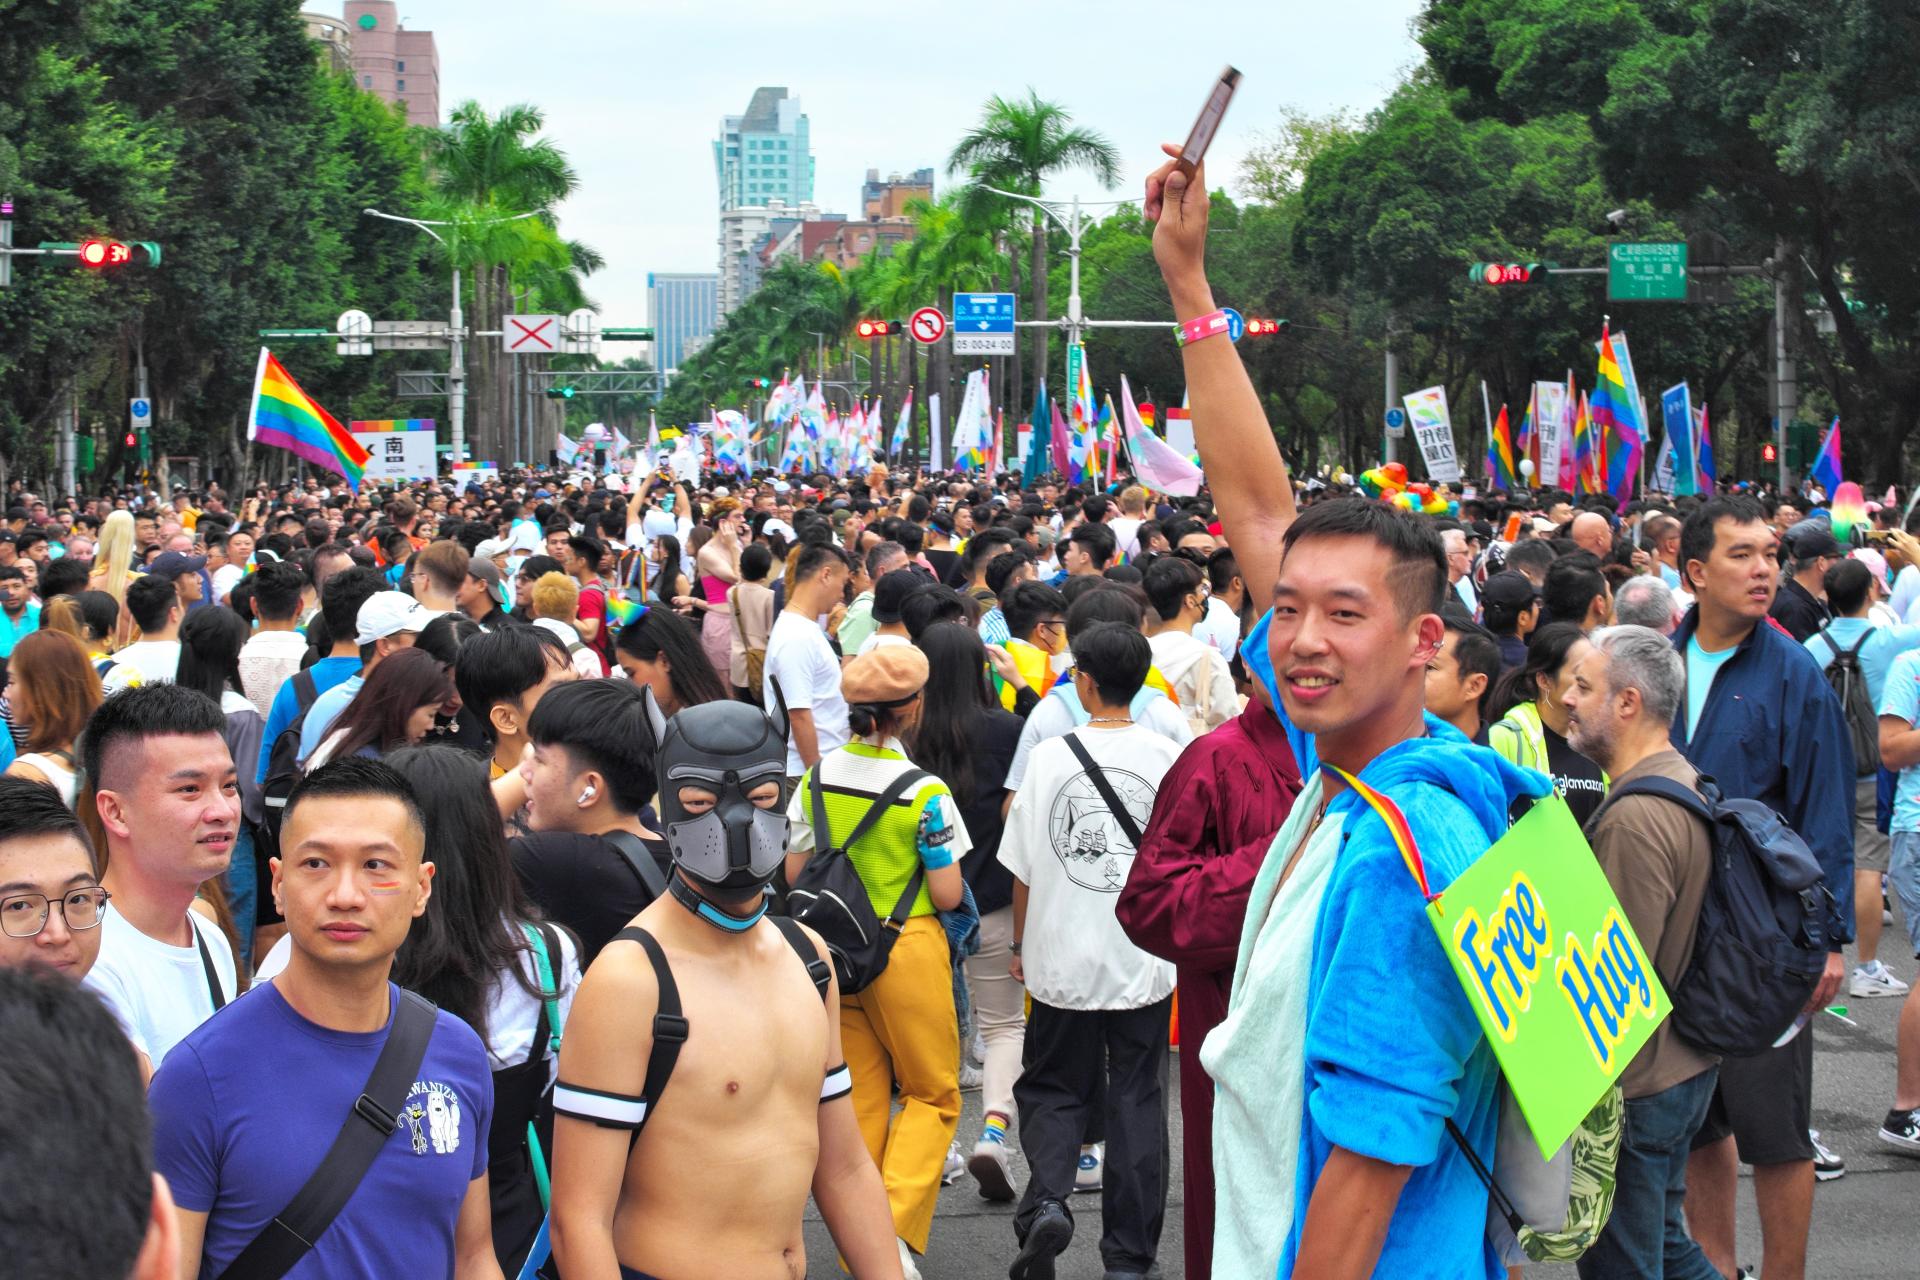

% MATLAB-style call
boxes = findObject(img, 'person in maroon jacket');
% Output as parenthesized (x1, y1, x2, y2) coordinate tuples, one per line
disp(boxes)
(1115, 683, 1301, 1280)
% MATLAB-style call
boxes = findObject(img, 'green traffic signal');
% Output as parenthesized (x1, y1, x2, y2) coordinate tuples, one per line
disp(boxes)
(546, 386, 575, 400)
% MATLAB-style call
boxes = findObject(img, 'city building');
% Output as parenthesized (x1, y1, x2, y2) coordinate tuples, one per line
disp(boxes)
(300, 2, 440, 127)
(714, 88, 815, 213)
(862, 168, 934, 220)
(814, 220, 917, 271)
(647, 273, 719, 374)
(301, 11, 353, 73)
(714, 89, 816, 313)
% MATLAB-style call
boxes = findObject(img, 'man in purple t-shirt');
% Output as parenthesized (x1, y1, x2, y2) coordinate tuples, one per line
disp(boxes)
(151, 758, 500, 1279)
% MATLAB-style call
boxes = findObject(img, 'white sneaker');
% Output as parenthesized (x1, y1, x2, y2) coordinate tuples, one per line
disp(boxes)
(971, 1030, 988, 1064)
(958, 1059, 984, 1091)
(1810, 1129, 1846, 1181)
(941, 1140, 965, 1186)
(968, 1132, 1016, 1201)
(897, 1236, 922, 1280)
(1850, 961, 1910, 998)
(1075, 1141, 1104, 1193)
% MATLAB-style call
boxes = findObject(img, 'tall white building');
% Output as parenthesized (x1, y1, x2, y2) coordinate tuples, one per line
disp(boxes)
(714, 88, 815, 314)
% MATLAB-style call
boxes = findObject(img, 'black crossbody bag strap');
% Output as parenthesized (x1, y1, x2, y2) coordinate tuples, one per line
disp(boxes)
(216, 991, 438, 1280)
(604, 831, 669, 901)
(1063, 733, 1145, 849)
(604, 926, 688, 1145)
(193, 921, 228, 1012)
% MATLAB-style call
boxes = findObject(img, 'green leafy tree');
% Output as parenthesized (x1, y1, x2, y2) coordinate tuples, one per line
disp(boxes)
(948, 91, 1120, 411)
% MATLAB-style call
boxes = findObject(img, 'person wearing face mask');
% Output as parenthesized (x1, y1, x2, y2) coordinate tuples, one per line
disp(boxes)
(548, 693, 903, 1280)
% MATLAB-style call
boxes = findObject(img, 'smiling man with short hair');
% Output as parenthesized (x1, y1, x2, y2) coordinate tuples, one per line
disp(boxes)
(151, 757, 500, 1280)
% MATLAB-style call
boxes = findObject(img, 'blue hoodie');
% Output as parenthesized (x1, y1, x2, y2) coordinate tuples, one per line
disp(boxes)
(1282, 715, 1551, 1280)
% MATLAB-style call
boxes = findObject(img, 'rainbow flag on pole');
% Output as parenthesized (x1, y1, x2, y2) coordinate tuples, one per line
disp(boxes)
(249, 349, 370, 490)
(1593, 321, 1642, 506)
(1487, 403, 1518, 490)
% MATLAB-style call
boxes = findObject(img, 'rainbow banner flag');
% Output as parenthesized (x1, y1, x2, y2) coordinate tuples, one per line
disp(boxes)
(1811, 417, 1842, 496)
(1593, 321, 1642, 506)
(249, 349, 370, 491)
(1487, 403, 1518, 490)
(1572, 390, 1600, 495)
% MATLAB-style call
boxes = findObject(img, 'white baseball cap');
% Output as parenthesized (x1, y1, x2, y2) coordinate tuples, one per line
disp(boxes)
(355, 592, 435, 645)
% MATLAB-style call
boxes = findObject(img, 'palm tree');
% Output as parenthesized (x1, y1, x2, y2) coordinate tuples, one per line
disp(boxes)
(948, 91, 1119, 408)
(425, 102, 582, 461)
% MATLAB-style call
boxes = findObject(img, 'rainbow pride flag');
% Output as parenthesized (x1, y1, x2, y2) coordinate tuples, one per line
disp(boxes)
(249, 349, 370, 490)
(1487, 403, 1518, 490)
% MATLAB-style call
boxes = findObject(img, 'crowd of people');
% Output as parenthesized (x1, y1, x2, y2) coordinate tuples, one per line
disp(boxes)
(1, 149, 1916, 1280)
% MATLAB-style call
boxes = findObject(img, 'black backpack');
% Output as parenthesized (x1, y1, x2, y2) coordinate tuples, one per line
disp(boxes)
(786, 768, 930, 995)
(1814, 627, 1881, 776)
(1609, 774, 1833, 1057)
(258, 669, 321, 855)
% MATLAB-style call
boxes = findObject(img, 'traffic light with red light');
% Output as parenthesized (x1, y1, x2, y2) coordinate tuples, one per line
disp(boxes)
(124, 431, 137, 448)
(80, 239, 133, 268)
(855, 319, 902, 339)
(1244, 317, 1290, 336)
(1761, 442, 1777, 463)
(1469, 262, 1546, 286)
(744, 377, 772, 389)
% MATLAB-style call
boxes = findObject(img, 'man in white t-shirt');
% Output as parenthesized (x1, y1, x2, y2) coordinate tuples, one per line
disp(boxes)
(1143, 555, 1238, 734)
(1107, 486, 1150, 562)
(102, 574, 188, 694)
(1000, 622, 1178, 1280)
(209, 528, 254, 603)
(82, 683, 241, 1073)
(763, 542, 851, 782)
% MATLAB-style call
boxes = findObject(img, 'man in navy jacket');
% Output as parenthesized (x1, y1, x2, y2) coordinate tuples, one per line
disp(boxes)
(1670, 495, 1852, 1280)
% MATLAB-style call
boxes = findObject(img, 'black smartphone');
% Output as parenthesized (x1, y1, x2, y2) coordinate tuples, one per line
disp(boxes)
(1175, 66, 1242, 178)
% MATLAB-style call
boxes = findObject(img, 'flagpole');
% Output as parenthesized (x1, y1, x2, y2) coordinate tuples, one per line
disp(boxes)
(1479, 379, 1495, 486)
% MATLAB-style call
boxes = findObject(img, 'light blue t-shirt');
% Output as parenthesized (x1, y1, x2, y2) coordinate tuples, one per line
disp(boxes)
(297, 674, 365, 764)
(1880, 650, 1920, 833)
(1805, 616, 1920, 707)
(1685, 637, 1739, 741)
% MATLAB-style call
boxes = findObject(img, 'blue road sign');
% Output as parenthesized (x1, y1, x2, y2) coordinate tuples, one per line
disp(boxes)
(952, 292, 1016, 354)
(1384, 406, 1407, 437)
(131, 398, 151, 420)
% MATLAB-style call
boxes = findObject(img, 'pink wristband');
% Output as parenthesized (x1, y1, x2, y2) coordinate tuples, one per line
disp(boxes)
(1175, 309, 1234, 347)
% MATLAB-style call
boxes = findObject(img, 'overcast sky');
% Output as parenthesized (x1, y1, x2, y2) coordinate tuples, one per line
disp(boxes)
(384, 0, 1425, 325)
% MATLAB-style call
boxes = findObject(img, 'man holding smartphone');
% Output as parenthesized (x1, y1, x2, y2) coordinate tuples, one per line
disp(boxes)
(1145, 146, 1532, 1280)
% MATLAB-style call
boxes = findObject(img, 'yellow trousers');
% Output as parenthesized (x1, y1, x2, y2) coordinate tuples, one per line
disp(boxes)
(840, 914, 960, 1253)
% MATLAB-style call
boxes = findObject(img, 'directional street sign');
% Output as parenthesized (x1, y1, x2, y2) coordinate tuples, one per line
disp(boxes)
(1384, 406, 1407, 438)
(504, 314, 560, 355)
(130, 398, 151, 431)
(1608, 242, 1688, 302)
(909, 306, 948, 345)
(952, 292, 1016, 356)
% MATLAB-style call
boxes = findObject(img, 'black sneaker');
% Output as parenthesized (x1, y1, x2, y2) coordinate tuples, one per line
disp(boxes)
(1010, 1200, 1073, 1280)
(1879, 1106, 1920, 1156)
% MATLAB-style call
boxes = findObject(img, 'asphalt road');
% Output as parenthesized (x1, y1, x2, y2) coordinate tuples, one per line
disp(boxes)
(806, 937, 1920, 1278)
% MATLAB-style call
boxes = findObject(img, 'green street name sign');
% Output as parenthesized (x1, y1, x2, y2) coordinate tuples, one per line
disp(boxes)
(1609, 242, 1688, 302)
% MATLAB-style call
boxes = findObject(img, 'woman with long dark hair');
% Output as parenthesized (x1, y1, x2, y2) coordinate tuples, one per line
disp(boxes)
(646, 533, 691, 611)
(1486, 620, 1606, 825)
(257, 744, 579, 1273)
(306, 647, 453, 768)
(613, 605, 729, 713)
(906, 622, 1027, 1199)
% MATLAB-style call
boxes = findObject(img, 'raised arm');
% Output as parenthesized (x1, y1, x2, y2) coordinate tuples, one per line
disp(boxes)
(1146, 145, 1296, 603)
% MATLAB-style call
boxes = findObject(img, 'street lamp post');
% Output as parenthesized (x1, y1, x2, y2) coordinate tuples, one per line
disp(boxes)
(977, 185, 1121, 350)
(362, 206, 539, 468)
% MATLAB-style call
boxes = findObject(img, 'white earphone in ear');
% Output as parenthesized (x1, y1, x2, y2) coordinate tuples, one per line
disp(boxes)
(578, 784, 597, 804)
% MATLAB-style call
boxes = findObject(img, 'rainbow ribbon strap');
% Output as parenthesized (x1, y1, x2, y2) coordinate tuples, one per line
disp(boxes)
(1321, 764, 1434, 902)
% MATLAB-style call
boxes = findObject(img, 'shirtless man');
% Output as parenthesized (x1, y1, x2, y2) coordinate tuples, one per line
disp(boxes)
(548, 692, 902, 1280)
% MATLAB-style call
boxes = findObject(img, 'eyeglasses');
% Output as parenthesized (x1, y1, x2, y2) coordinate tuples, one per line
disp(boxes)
(0, 887, 110, 939)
